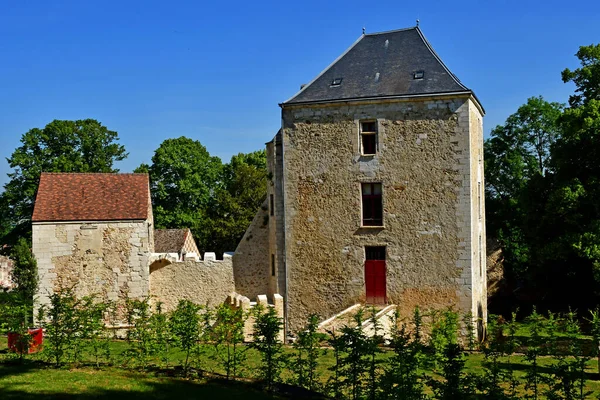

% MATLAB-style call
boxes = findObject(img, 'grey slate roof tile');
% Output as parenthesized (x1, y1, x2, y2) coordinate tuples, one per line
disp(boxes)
(284, 27, 472, 105)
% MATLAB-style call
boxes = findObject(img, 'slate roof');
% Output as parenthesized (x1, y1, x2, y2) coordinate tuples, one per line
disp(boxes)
(32, 173, 150, 222)
(284, 26, 476, 106)
(154, 229, 191, 253)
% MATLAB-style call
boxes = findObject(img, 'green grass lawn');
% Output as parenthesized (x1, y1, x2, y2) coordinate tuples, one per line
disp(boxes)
(3, 335, 600, 399)
(0, 363, 282, 400)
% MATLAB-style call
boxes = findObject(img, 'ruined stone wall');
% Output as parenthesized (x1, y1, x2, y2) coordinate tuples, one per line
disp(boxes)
(232, 200, 270, 299)
(33, 220, 152, 315)
(149, 258, 235, 312)
(280, 95, 484, 331)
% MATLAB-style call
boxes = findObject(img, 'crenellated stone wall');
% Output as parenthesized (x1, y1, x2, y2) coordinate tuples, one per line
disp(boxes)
(33, 220, 153, 317)
(149, 256, 235, 312)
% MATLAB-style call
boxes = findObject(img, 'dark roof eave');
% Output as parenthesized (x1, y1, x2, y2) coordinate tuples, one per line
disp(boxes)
(280, 90, 485, 115)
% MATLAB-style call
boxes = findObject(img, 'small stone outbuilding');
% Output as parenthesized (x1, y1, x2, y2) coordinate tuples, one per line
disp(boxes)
(32, 172, 154, 315)
(154, 228, 200, 261)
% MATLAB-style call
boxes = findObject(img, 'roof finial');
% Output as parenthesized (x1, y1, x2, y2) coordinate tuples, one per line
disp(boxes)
(416, 19, 420, 27)
(362, 27, 366, 35)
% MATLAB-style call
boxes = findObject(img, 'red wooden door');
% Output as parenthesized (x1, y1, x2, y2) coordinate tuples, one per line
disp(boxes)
(365, 259, 386, 304)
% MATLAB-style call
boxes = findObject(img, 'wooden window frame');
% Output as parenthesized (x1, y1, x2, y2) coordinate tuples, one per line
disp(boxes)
(360, 120, 378, 156)
(361, 182, 383, 227)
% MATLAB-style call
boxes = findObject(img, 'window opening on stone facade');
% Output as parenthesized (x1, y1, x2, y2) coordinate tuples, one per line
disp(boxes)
(478, 182, 482, 220)
(271, 254, 275, 276)
(365, 246, 386, 260)
(479, 234, 483, 277)
(270, 194, 274, 216)
(361, 182, 383, 226)
(331, 77, 343, 87)
(360, 121, 377, 155)
(413, 70, 424, 79)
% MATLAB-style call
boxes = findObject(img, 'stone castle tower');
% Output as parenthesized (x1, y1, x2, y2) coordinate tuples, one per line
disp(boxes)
(237, 26, 486, 334)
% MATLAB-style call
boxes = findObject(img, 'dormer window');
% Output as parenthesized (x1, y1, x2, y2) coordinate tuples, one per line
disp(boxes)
(331, 78, 343, 87)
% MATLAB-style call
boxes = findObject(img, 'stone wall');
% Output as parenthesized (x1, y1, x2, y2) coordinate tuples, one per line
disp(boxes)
(33, 220, 153, 316)
(279, 95, 486, 331)
(149, 257, 235, 312)
(182, 230, 200, 255)
(0, 255, 14, 290)
(232, 200, 270, 299)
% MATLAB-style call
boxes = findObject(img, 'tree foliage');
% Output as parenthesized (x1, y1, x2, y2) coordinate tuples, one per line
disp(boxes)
(139, 137, 266, 256)
(208, 150, 267, 255)
(10, 237, 38, 304)
(0, 119, 127, 246)
(486, 43, 600, 312)
(138, 136, 222, 253)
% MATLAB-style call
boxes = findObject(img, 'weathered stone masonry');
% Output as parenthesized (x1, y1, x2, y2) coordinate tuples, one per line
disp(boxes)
(277, 96, 486, 332)
(33, 220, 152, 312)
(150, 256, 235, 312)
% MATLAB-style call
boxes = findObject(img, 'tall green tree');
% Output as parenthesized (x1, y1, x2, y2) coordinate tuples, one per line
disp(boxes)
(0, 119, 127, 246)
(535, 44, 600, 305)
(10, 238, 38, 305)
(140, 139, 267, 257)
(561, 44, 600, 107)
(137, 136, 222, 253)
(208, 150, 267, 255)
(484, 97, 563, 284)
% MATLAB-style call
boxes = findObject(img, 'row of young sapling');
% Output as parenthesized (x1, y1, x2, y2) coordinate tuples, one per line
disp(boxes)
(3, 289, 600, 399)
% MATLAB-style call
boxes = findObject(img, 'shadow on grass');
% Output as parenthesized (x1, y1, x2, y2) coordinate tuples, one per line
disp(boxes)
(0, 358, 44, 380)
(496, 361, 600, 381)
(0, 379, 328, 400)
(0, 362, 327, 400)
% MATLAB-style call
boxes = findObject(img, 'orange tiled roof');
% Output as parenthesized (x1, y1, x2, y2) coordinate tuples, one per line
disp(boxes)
(32, 173, 150, 222)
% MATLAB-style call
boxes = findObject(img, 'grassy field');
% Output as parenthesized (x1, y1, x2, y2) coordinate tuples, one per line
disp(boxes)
(0, 363, 284, 400)
(3, 335, 600, 398)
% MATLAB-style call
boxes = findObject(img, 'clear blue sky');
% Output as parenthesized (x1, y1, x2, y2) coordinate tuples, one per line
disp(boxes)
(1, 0, 598, 189)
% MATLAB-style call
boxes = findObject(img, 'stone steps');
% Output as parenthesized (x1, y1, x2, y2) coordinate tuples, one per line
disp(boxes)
(317, 304, 396, 339)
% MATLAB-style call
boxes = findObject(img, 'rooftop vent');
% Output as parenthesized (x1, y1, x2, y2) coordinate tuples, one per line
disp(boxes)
(330, 77, 343, 87)
(300, 83, 307, 90)
(413, 70, 424, 79)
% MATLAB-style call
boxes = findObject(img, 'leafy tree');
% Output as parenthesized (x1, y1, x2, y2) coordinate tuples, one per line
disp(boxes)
(139, 139, 267, 257)
(78, 296, 111, 367)
(210, 303, 247, 380)
(428, 344, 475, 400)
(290, 313, 324, 391)
(530, 44, 600, 307)
(0, 119, 127, 246)
(250, 304, 285, 392)
(336, 310, 371, 400)
(124, 297, 156, 369)
(208, 150, 267, 255)
(150, 302, 172, 369)
(10, 238, 38, 304)
(484, 97, 563, 287)
(169, 299, 203, 374)
(38, 288, 81, 367)
(380, 310, 426, 400)
(561, 44, 600, 107)
(137, 137, 222, 253)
